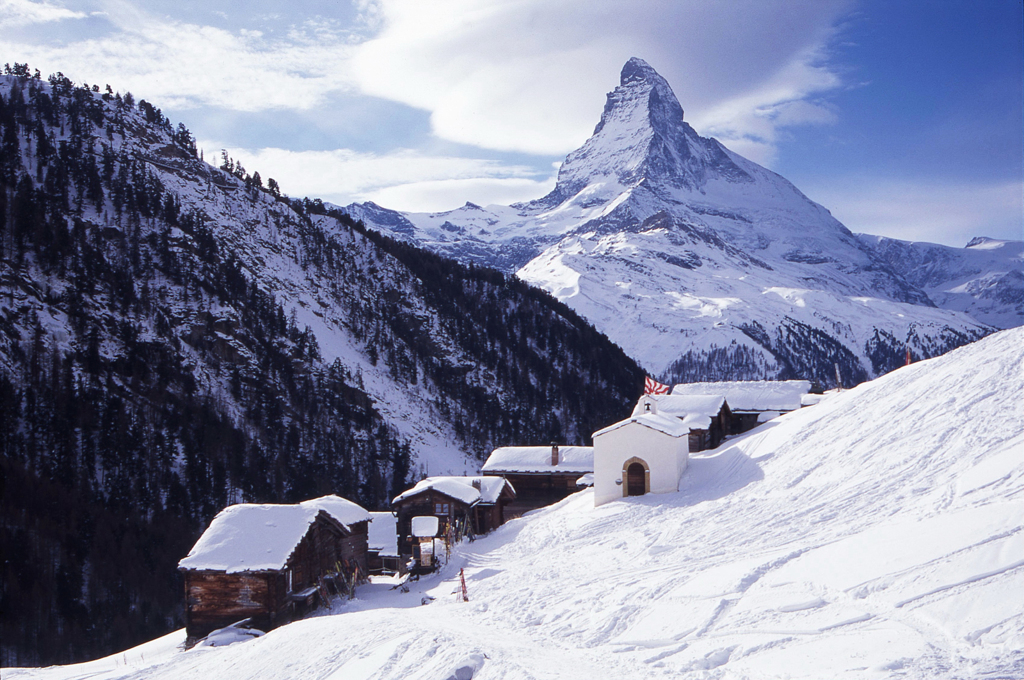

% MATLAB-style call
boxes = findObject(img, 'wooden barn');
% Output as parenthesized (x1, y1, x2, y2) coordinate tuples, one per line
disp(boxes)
(669, 380, 812, 434)
(391, 477, 515, 560)
(178, 495, 369, 644)
(481, 444, 594, 516)
(633, 394, 732, 452)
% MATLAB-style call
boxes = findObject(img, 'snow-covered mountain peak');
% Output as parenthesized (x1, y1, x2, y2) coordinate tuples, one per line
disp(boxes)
(966, 236, 1015, 251)
(609, 56, 684, 131)
(537, 58, 751, 209)
(343, 60, 1010, 383)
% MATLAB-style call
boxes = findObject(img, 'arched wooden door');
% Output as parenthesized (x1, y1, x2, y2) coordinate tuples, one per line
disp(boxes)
(626, 462, 646, 496)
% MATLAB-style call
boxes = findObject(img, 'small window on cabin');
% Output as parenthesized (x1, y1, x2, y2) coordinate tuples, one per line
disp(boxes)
(435, 503, 449, 515)
(287, 569, 293, 593)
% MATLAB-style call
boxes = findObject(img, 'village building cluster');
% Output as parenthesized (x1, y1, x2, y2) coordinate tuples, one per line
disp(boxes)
(178, 380, 813, 643)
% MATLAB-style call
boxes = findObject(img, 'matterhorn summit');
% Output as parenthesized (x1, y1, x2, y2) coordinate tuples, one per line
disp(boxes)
(345, 58, 1011, 385)
(539, 57, 751, 205)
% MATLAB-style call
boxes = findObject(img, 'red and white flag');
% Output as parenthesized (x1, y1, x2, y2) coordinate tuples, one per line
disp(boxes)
(644, 376, 670, 395)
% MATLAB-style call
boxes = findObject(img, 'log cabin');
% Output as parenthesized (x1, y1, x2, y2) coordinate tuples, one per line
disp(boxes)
(632, 394, 731, 452)
(481, 444, 593, 516)
(668, 380, 812, 434)
(178, 495, 369, 644)
(391, 477, 515, 560)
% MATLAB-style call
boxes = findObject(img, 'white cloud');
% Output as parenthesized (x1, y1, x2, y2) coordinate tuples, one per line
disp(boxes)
(350, 0, 853, 158)
(0, 0, 85, 27)
(5, 0, 852, 164)
(2, 1, 357, 111)
(365, 177, 556, 213)
(805, 179, 1024, 247)
(202, 142, 554, 211)
(3, 0, 863, 213)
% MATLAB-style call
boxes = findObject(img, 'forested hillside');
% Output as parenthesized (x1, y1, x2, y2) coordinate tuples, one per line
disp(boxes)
(0, 65, 644, 666)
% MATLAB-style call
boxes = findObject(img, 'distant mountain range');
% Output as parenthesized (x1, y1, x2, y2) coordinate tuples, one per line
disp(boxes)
(344, 58, 1019, 386)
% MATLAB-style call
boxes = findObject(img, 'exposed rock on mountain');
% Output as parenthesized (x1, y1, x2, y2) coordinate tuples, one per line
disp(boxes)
(345, 58, 999, 384)
(858, 235, 1022, 330)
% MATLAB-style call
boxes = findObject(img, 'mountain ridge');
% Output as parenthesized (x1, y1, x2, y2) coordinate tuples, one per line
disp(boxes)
(0, 67, 643, 665)
(343, 58, 1002, 383)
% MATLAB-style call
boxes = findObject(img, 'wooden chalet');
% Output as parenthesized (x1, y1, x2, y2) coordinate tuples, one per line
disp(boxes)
(391, 476, 515, 560)
(634, 394, 731, 452)
(178, 495, 369, 644)
(481, 444, 594, 516)
(669, 380, 812, 434)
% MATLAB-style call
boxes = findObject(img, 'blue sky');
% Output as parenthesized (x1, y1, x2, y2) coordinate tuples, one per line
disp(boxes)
(1, 0, 1020, 247)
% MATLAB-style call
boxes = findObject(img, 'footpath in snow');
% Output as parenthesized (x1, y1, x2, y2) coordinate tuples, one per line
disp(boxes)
(9, 328, 1023, 680)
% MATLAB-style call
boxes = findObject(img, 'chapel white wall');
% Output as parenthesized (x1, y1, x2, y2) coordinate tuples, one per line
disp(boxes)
(593, 422, 688, 507)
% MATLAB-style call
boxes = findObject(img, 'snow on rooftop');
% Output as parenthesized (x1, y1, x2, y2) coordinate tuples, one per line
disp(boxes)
(631, 394, 725, 429)
(368, 512, 399, 557)
(670, 380, 811, 412)
(392, 476, 512, 506)
(411, 516, 439, 538)
(482, 446, 594, 474)
(178, 495, 369, 573)
(179, 504, 322, 573)
(593, 412, 690, 439)
(301, 495, 370, 529)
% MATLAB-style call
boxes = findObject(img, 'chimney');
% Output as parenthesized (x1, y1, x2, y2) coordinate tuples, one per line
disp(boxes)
(551, 443, 560, 466)
(472, 478, 481, 490)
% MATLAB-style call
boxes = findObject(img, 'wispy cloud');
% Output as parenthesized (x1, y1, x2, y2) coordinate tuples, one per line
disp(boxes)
(351, 0, 854, 159)
(5, 0, 853, 163)
(0, 0, 85, 28)
(203, 142, 555, 211)
(2, 1, 357, 110)
(3, 0, 875, 213)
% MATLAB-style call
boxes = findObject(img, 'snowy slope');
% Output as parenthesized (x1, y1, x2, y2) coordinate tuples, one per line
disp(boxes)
(13, 328, 1022, 679)
(345, 58, 999, 384)
(859, 235, 1023, 329)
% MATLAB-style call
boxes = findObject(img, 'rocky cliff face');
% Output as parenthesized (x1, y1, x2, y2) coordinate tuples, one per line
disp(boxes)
(858, 235, 1023, 330)
(344, 58, 999, 384)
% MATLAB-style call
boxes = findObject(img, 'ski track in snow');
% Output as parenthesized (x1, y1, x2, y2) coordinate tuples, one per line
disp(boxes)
(8, 329, 1023, 680)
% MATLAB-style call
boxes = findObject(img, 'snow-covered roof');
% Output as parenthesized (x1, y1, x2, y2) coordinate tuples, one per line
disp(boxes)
(179, 495, 369, 573)
(632, 394, 726, 430)
(179, 505, 324, 573)
(392, 476, 514, 506)
(482, 446, 594, 474)
(367, 512, 399, 557)
(300, 495, 371, 529)
(670, 380, 811, 412)
(411, 516, 439, 538)
(593, 412, 690, 439)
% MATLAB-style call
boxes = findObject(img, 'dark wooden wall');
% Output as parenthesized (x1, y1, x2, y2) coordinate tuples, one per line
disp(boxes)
(497, 473, 579, 517)
(183, 571, 274, 641)
(182, 513, 368, 643)
(393, 491, 468, 557)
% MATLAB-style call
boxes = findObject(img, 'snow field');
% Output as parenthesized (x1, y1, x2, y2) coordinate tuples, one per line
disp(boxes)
(9, 329, 1022, 679)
